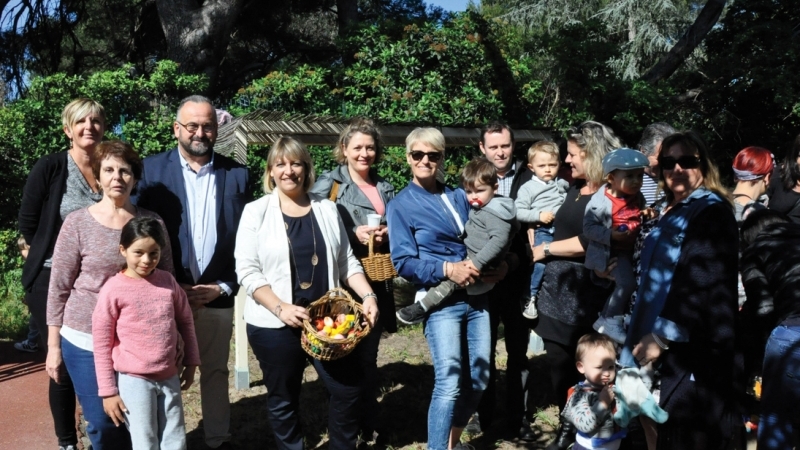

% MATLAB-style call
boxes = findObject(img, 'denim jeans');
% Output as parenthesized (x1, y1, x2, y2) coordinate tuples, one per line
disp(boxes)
(530, 227, 554, 297)
(424, 293, 490, 450)
(758, 325, 800, 450)
(61, 337, 132, 450)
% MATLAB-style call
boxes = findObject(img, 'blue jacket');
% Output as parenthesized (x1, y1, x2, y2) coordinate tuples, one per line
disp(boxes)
(584, 185, 645, 272)
(134, 148, 250, 308)
(619, 188, 723, 368)
(387, 182, 469, 288)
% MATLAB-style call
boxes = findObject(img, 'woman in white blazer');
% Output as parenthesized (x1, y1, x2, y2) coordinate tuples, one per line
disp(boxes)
(235, 136, 378, 450)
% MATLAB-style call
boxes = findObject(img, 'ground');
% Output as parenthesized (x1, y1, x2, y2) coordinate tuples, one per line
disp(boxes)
(182, 322, 561, 450)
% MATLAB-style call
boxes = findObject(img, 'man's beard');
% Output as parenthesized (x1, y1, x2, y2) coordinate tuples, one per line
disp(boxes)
(180, 137, 213, 157)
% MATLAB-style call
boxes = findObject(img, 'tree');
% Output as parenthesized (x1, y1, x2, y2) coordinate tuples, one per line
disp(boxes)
(486, 0, 724, 82)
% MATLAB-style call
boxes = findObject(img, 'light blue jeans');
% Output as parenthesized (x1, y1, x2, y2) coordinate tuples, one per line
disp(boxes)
(424, 293, 490, 450)
(758, 325, 800, 450)
(118, 373, 187, 450)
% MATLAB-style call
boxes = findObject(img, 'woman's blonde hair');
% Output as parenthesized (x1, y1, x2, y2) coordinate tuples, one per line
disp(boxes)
(333, 117, 383, 165)
(405, 127, 445, 155)
(62, 98, 105, 129)
(658, 131, 729, 204)
(263, 136, 316, 194)
(567, 121, 622, 185)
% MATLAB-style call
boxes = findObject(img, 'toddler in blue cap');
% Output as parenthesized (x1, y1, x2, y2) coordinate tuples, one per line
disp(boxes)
(584, 148, 650, 344)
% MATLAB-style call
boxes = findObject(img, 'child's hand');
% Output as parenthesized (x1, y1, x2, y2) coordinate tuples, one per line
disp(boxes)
(640, 207, 656, 221)
(103, 394, 128, 427)
(539, 211, 555, 224)
(180, 365, 198, 391)
(599, 383, 616, 409)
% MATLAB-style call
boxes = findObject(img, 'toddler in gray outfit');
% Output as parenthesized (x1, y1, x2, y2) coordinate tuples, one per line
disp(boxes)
(396, 158, 520, 325)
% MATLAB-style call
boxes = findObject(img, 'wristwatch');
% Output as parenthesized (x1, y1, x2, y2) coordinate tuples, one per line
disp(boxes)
(543, 242, 551, 257)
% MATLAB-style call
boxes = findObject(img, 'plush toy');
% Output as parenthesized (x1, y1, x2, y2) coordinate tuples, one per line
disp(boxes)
(612, 368, 669, 428)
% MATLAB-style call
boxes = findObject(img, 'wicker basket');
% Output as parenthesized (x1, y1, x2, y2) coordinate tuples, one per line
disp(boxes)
(300, 288, 372, 361)
(360, 233, 397, 282)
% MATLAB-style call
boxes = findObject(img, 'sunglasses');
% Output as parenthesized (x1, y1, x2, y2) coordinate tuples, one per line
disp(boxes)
(409, 151, 443, 162)
(660, 155, 701, 171)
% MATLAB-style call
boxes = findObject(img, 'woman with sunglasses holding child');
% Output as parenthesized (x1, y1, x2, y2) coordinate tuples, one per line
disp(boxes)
(620, 131, 738, 449)
(387, 128, 493, 450)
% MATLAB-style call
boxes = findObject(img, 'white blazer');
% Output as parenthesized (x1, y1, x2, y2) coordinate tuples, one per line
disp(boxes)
(235, 191, 364, 328)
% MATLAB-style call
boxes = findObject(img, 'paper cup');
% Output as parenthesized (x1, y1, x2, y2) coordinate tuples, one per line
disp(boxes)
(367, 214, 382, 227)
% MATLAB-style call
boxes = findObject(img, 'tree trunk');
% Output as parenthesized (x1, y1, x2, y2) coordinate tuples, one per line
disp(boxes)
(336, 0, 358, 37)
(642, 0, 726, 83)
(155, 0, 245, 93)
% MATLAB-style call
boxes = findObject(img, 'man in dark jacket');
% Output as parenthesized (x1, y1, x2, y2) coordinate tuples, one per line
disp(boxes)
(474, 121, 537, 441)
(135, 96, 250, 450)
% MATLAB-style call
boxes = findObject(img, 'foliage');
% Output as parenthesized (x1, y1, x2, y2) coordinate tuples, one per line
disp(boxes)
(0, 228, 27, 339)
(693, 0, 800, 157)
(485, 0, 700, 80)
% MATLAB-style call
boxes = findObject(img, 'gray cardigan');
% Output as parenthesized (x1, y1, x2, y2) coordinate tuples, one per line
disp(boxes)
(310, 165, 395, 258)
(584, 185, 645, 272)
(515, 176, 570, 223)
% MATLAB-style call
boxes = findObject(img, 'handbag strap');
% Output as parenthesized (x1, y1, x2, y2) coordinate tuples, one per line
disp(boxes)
(329, 180, 340, 202)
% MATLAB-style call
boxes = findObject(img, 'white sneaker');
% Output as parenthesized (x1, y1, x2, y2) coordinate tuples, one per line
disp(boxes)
(522, 296, 538, 319)
(593, 316, 626, 344)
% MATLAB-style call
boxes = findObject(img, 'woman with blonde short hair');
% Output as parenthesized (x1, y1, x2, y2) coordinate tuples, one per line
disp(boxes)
(236, 136, 379, 450)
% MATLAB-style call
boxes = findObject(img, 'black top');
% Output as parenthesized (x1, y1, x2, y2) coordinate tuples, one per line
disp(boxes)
(741, 222, 800, 371)
(19, 152, 69, 291)
(535, 182, 611, 344)
(552, 181, 591, 259)
(767, 177, 800, 224)
(284, 211, 329, 306)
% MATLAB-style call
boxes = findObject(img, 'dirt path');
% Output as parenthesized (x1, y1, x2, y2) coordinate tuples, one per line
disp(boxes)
(182, 326, 561, 450)
(0, 341, 58, 449)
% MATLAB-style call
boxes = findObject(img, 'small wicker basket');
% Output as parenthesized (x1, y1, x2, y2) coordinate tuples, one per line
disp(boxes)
(300, 288, 371, 361)
(360, 233, 397, 282)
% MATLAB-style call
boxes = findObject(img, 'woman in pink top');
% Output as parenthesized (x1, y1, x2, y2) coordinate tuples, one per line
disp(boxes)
(309, 118, 396, 443)
(93, 216, 199, 450)
(46, 140, 173, 450)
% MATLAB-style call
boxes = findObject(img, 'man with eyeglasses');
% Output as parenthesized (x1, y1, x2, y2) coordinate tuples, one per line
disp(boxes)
(135, 95, 250, 450)
(473, 121, 538, 442)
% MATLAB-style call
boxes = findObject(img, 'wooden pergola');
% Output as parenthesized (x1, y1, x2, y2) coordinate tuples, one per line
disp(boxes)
(215, 110, 554, 389)
(215, 110, 554, 164)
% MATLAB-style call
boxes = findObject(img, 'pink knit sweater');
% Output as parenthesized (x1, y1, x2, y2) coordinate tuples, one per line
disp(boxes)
(93, 269, 200, 397)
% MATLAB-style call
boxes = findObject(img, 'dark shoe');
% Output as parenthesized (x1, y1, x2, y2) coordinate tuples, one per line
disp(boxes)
(208, 443, 235, 450)
(515, 422, 539, 442)
(545, 420, 576, 450)
(14, 340, 39, 352)
(396, 303, 426, 325)
(464, 412, 481, 435)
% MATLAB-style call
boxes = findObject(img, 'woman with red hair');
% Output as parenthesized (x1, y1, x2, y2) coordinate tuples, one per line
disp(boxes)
(732, 146, 774, 224)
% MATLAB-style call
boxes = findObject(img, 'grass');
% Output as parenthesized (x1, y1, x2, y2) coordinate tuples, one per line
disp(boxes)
(0, 294, 29, 340)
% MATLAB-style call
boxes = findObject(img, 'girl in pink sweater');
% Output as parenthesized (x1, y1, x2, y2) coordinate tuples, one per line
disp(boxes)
(93, 216, 200, 450)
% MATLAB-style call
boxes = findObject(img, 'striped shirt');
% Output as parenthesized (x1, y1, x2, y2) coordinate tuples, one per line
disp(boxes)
(641, 173, 659, 206)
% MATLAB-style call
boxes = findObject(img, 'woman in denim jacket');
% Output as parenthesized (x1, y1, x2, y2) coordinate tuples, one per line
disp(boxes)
(625, 131, 738, 450)
(310, 117, 395, 444)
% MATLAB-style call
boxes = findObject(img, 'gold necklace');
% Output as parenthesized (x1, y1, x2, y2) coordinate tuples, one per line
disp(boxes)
(285, 210, 318, 290)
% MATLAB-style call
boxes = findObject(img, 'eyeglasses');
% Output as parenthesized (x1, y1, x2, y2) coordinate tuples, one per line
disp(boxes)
(176, 121, 216, 134)
(659, 155, 701, 170)
(409, 151, 443, 162)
